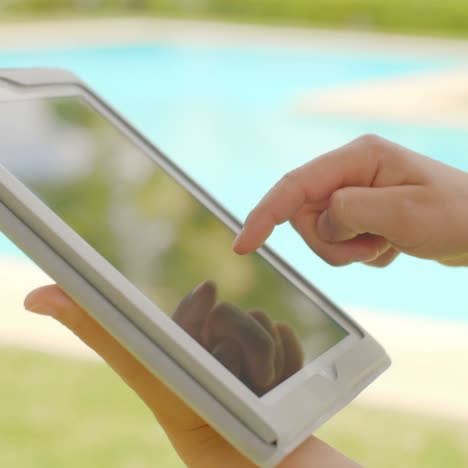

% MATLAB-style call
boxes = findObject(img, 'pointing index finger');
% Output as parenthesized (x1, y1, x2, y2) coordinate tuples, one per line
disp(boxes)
(232, 170, 307, 254)
(232, 136, 382, 255)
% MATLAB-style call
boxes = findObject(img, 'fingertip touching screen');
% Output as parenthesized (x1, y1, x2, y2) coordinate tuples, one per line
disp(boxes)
(0, 96, 348, 396)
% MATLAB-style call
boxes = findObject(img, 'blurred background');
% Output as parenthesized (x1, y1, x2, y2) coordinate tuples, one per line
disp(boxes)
(1, 2, 468, 467)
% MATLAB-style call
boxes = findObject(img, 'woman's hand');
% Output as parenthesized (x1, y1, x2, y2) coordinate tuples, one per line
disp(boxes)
(233, 135, 468, 267)
(24, 285, 359, 468)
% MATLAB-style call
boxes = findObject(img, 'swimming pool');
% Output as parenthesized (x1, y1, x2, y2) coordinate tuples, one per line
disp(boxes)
(1, 43, 467, 322)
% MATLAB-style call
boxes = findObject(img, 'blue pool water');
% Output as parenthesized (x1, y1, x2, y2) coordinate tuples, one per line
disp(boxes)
(1, 43, 468, 322)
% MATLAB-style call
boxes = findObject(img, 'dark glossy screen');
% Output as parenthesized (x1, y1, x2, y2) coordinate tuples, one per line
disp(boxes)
(0, 96, 347, 395)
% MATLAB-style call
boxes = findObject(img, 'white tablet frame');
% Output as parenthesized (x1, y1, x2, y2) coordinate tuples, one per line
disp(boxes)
(0, 68, 390, 467)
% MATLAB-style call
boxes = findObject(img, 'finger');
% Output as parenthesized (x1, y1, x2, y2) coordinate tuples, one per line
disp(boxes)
(248, 309, 285, 385)
(364, 247, 400, 267)
(291, 209, 391, 266)
(23, 284, 203, 432)
(172, 280, 217, 344)
(232, 136, 382, 254)
(202, 302, 276, 389)
(276, 323, 304, 381)
(317, 185, 426, 246)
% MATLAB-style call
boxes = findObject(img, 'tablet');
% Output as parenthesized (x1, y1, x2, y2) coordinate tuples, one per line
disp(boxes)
(0, 68, 390, 467)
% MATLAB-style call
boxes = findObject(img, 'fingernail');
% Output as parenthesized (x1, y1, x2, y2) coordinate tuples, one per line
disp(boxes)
(354, 241, 391, 264)
(24, 289, 56, 315)
(318, 209, 354, 243)
(24, 289, 41, 309)
(317, 211, 336, 242)
(232, 229, 244, 249)
(24, 303, 54, 316)
(353, 251, 377, 263)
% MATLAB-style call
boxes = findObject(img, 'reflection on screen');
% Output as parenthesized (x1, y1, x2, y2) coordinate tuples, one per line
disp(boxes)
(0, 96, 347, 395)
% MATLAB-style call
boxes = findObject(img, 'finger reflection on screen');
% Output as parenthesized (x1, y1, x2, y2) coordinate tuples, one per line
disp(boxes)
(173, 280, 304, 396)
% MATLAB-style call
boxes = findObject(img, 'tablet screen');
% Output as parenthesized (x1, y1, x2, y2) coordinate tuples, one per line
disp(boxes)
(0, 96, 348, 395)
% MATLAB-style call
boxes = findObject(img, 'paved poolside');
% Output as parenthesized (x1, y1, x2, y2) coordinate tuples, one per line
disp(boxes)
(298, 67, 468, 129)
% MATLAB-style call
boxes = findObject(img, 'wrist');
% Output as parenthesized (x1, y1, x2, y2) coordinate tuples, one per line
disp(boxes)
(278, 436, 361, 468)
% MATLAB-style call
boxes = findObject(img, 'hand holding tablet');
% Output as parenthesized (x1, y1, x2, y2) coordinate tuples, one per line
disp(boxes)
(24, 284, 359, 468)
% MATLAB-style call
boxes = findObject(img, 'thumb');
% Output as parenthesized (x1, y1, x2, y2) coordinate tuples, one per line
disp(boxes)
(317, 185, 420, 244)
(23, 285, 255, 467)
(23, 284, 203, 430)
(23, 285, 165, 402)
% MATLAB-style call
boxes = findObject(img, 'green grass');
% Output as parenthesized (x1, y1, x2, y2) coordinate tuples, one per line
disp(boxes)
(1, 347, 467, 467)
(4, 1, 468, 39)
(0, 347, 183, 468)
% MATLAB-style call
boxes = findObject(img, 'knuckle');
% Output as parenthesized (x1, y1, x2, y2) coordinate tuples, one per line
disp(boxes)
(278, 169, 299, 189)
(245, 204, 266, 227)
(355, 133, 384, 150)
(354, 133, 390, 163)
(264, 170, 301, 224)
